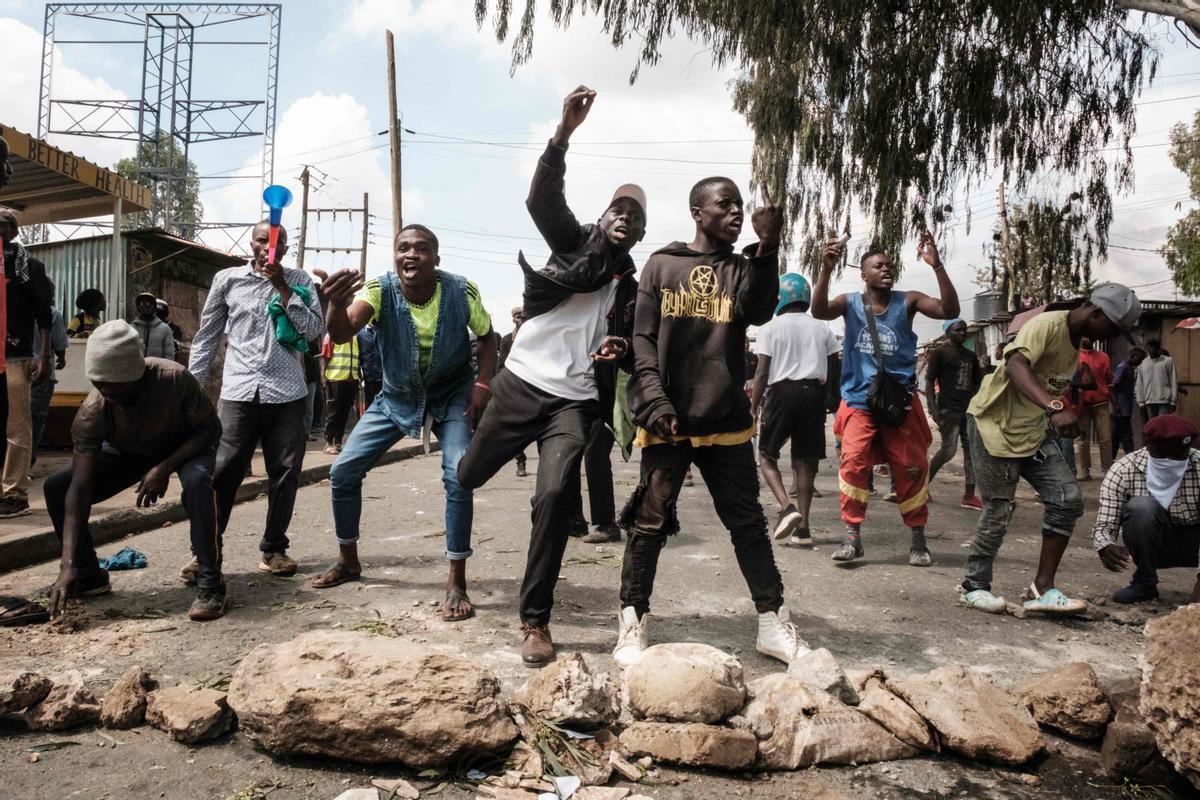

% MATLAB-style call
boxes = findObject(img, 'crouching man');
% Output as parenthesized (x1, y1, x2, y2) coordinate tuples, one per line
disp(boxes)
(46, 321, 224, 621)
(1095, 413, 1200, 606)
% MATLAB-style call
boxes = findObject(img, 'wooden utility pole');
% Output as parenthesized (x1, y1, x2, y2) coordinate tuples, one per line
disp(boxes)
(297, 166, 311, 268)
(386, 30, 402, 233)
(997, 182, 1013, 311)
(360, 192, 369, 277)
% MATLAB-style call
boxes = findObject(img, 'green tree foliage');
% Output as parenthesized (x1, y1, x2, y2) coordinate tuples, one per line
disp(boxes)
(115, 130, 203, 236)
(475, 1, 1173, 271)
(981, 195, 1100, 307)
(1163, 111, 1200, 295)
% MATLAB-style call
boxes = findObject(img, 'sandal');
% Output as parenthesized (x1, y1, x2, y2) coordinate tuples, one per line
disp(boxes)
(309, 563, 361, 589)
(0, 595, 50, 627)
(1021, 583, 1087, 615)
(441, 589, 475, 622)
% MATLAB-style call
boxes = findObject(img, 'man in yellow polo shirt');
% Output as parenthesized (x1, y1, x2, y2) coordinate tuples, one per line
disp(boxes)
(961, 283, 1141, 616)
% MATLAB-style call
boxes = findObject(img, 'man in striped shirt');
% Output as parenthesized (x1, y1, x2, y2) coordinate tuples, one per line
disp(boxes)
(1094, 414, 1200, 606)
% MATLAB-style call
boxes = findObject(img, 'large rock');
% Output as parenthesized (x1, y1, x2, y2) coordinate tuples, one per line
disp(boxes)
(624, 643, 746, 723)
(741, 674, 916, 769)
(24, 671, 100, 731)
(513, 652, 617, 730)
(146, 685, 233, 744)
(890, 666, 1044, 765)
(856, 675, 937, 751)
(786, 648, 859, 705)
(0, 671, 52, 715)
(619, 721, 757, 770)
(100, 665, 157, 729)
(1140, 604, 1200, 789)
(1101, 688, 1173, 785)
(227, 630, 519, 766)
(1016, 661, 1111, 739)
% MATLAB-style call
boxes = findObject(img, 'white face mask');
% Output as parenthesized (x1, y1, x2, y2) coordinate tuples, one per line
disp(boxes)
(1146, 455, 1189, 509)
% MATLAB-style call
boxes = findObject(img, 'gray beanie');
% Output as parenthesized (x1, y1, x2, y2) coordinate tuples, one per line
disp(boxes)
(85, 320, 147, 383)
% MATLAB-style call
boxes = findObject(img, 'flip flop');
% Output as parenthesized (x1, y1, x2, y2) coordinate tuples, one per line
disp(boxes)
(441, 589, 475, 622)
(0, 595, 50, 627)
(309, 563, 361, 589)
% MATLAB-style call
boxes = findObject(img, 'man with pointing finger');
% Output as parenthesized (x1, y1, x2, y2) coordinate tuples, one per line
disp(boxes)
(457, 86, 643, 666)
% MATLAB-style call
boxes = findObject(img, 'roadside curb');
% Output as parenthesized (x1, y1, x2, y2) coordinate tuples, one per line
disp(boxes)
(0, 442, 438, 575)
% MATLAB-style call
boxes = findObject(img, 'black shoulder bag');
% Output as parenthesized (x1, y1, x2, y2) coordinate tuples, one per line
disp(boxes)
(863, 294, 912, 427)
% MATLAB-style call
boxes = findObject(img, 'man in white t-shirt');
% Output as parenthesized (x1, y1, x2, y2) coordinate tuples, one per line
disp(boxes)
(457, 86, 645, 667)
(751, 273, 841, 544)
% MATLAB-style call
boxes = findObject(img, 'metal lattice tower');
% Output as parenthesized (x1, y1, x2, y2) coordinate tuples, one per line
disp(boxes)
(38, 3, 281, 238)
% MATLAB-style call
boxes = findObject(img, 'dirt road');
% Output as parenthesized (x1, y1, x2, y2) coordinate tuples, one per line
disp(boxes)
(1, 445, 1191, 799)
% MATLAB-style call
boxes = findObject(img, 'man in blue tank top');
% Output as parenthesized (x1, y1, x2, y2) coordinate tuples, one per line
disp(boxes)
(812, 233, 961, 567)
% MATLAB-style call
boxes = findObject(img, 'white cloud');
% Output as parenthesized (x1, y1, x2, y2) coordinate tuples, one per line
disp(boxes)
(0, 17, 133, 169)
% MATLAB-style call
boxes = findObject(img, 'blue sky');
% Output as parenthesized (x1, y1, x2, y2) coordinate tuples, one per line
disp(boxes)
(2, 0, 1198, 339)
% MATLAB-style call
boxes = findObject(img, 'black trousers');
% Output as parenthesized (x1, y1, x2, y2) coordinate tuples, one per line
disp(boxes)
(458, 369, 597, 627)
(45, 448, 221, 588)
(1112, 415, 1136, 459)
(213, 397, 307, 554)
(619, 440, 783, 617)
(324, 380, 358, 445)
(1122, 495, 1200, 587)
(567, 419, 616, 526)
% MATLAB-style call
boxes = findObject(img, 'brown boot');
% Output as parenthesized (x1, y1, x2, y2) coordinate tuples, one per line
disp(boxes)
(520, 623, 555, 666)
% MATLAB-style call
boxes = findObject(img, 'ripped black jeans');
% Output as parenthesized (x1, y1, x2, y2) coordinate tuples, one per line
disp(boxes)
(618, 440, 784, 617)
(961, 417, 1083, 592)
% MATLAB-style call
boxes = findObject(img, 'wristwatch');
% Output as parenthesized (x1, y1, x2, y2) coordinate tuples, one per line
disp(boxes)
(1044, 399, 1065, 416)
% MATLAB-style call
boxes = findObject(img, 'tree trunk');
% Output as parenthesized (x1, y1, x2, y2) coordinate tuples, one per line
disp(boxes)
(1116, 0, 1200, 36)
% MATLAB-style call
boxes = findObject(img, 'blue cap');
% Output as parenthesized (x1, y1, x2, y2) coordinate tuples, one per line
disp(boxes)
(942, 318, 966, 333)
(775, 273, 811, 316)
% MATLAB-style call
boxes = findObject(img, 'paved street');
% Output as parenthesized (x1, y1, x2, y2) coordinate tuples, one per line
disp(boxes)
(0, 438, 1192, 799)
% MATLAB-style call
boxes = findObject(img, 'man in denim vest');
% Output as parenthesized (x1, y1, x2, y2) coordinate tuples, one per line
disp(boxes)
(313, 225, 496, 622)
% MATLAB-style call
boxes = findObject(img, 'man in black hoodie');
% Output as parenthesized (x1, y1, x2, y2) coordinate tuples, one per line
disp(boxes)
(458, 86, 643, 667)
(615, 178, 809, 668)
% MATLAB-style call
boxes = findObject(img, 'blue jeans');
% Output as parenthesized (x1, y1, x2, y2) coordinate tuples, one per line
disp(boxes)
(330, 396, 474, 560)
(962, 417, 1083, 592)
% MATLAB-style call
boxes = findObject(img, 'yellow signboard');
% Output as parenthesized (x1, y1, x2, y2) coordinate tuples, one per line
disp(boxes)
(0, 123, 152, 212)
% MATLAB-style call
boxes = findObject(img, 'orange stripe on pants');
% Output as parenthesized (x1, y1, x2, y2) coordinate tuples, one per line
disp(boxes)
(833, 397, 933, 528)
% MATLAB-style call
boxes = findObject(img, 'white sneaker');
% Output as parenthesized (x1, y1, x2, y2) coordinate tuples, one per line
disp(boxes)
(755, 606, 810, 665)
(960, 588, 1007, 614)
(613, 606, 648, 667)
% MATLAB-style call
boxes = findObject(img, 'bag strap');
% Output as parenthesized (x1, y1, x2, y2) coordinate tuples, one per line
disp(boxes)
(862, 293, 885, 369)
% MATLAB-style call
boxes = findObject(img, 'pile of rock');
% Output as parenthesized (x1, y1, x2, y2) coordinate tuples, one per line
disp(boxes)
(2, 603, 1194, 795)
(1, 665, 232, 744)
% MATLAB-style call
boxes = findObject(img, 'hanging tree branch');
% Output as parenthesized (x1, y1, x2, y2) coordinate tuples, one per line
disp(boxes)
(475, 0, 1178, 273)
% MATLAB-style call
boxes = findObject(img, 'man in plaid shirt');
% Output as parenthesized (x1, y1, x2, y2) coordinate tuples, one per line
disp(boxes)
(1094, 414, 1200, 605)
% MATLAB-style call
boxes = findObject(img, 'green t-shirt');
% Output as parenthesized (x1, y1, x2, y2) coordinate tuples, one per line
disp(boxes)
(968, 311, 1078, 459)
(354, 275, 492, 371)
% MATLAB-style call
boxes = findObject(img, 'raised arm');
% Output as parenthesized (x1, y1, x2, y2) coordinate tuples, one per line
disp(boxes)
(811, 239, 848, 321)
(910, 231, 960, 320)
(735, 185, 783, 325)
(315, 268, 370, 345)
(526, 86, 596, 253)
(284, 271, 325, 341)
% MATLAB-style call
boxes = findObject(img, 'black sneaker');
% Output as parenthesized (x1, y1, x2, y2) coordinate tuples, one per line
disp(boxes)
(832, 541, 864, 562)
(582, 524, 622, 543)
(515, 461, 528, 478)
(787, 527, 813, 547)
(773, 504, 802, 540)
(0, 497, 30, 518)
(1113, 582, 1158, 604)
(189, 585, 227, 621)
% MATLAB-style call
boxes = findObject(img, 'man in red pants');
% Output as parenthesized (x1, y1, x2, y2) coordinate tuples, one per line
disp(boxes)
(812, 233, 960, 566)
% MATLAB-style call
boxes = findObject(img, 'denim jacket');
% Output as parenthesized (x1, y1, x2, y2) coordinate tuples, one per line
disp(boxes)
(375, 269, 473, 437)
